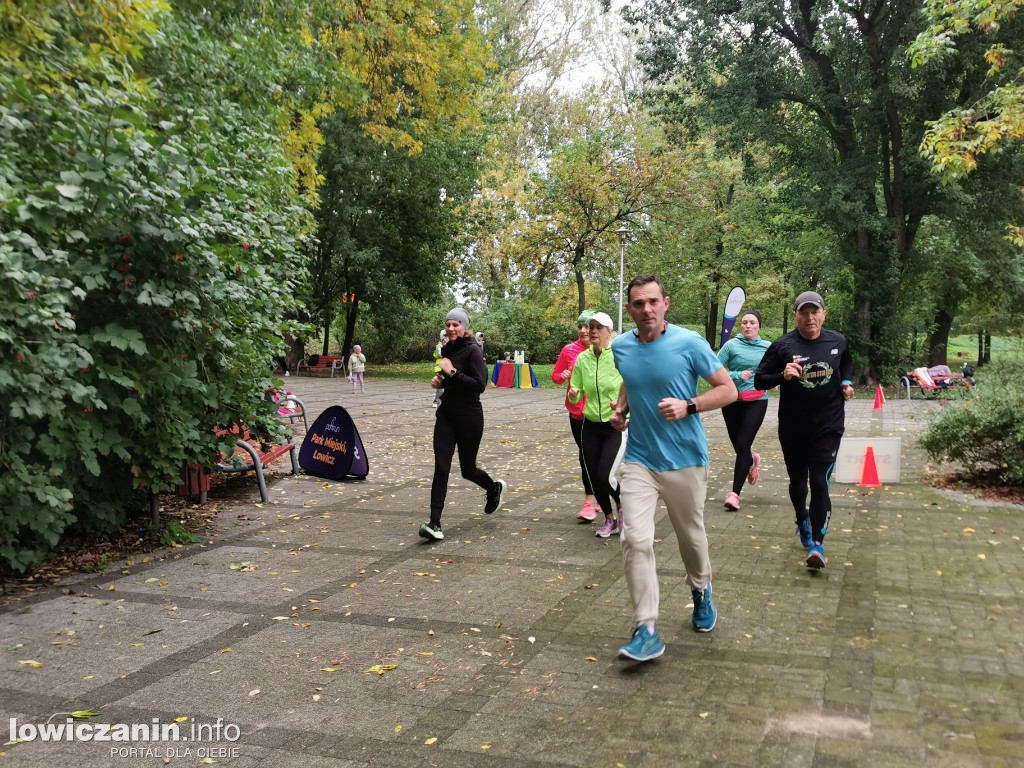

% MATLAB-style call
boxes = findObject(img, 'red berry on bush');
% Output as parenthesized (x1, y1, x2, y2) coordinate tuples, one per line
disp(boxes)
(243, 243, 251, 251)
(80, 367, 90, 374)
(119, 234, 132, 243)
(124, 278, 134, 287)
(15, 353, 25, 362)
(121, 253, 132, 263)
(25, 291, 34, 300)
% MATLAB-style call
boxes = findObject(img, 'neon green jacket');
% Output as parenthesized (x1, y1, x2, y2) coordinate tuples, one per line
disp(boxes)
(568, 346, 622, 422)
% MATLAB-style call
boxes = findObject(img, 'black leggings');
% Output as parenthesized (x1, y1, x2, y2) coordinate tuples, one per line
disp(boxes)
(722, 399, 768, 494)
(569, 416, 594, 496)
(430, 405, 495, 526)
(580, 419, 622, 519)
(780, 431, 842, 544)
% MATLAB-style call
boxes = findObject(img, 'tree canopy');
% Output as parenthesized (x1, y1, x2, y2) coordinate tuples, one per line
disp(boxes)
(622, 0, 1024, 381)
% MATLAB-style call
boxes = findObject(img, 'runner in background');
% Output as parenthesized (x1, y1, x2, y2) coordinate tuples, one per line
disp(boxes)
(420, 308, 507, 542)
(552, 310, 599, 521)
(717, 311, 770, 511)
(754, 291, 854, 569)
(567, 312, 624, 538)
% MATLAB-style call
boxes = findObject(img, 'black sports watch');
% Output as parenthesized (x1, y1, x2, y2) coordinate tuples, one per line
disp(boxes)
(686, 399, 698, 416)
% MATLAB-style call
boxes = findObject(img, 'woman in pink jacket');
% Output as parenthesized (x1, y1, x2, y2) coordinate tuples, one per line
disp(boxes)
(552, 310, 599, 521)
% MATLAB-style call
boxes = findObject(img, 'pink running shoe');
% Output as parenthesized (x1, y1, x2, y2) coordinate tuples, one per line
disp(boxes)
(747, 453, 760, 485)
(577, 500, 598, 522)
(724, 492, 740, 511)
(595, 516, 620, 538)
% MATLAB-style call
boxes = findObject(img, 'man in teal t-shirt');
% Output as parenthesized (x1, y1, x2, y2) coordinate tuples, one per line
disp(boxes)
(610, 275, 737, 662)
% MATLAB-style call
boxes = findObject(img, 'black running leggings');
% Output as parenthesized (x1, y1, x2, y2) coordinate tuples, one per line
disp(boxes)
(430, 405, 495, 526)
(580, 419, 622, 519)
(721, 399, 768, 494)
(780, 432, 841, 543)
(569, 416, 594, 496)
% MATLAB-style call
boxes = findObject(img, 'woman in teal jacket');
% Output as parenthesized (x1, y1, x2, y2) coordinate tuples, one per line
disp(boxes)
(717, 310, 771, 511)
(568, 312, 625, 538)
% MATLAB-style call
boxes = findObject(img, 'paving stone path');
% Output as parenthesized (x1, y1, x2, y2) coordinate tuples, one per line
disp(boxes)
(2, 379, 1022, 767)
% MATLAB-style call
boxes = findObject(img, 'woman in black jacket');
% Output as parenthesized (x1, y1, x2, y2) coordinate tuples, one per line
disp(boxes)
(419, 308, 507, 541)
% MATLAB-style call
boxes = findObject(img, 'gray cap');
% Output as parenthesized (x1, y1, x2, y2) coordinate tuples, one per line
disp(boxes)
(446, 307, 470, 328)
(794, 291, 825, 311)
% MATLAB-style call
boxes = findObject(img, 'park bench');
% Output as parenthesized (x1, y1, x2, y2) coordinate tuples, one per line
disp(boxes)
(177, 395, 307, 504)
(296, 354, 346, 377)
(898, 365, 972, 399)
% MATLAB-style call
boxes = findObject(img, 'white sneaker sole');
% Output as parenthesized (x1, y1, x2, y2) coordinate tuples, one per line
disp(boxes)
(618, 644, 665, 661)
(418, 525, 443, 541)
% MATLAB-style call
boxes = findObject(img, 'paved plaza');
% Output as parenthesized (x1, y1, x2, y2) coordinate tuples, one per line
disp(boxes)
(2, 379, 1023, 767)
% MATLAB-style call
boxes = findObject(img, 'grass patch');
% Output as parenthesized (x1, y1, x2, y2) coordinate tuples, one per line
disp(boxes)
(947, 334, 1024, 365)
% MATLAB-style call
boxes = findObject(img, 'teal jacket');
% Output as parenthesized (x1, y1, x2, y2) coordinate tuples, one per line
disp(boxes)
(718, 336, 771, 399)
(568, 346, 623, 422)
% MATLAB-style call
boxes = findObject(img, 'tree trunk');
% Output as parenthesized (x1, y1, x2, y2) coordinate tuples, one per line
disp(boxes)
(853, 293, 879, 386)
(704, 266, 721, 347)
(341, 300, 360, 363)
(321, 314, 331, 356)
(705, 300, 719, 349)
(926, 307, 954, 367)
(575, 266, 586, 315)
(283, 334, 305, 373)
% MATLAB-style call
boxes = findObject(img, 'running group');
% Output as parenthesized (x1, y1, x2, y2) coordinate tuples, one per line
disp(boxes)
(423, 278, 854, 662)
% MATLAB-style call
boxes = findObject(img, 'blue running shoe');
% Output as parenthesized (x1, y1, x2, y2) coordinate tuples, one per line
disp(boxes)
(618, 625, 665, 661)
(691, 584, 717, 632)
(798, 518, 813, 549)
(806, 542, 826, 569)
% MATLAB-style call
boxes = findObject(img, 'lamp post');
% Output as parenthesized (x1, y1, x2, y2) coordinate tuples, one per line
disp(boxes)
(613, 225, 630, 334)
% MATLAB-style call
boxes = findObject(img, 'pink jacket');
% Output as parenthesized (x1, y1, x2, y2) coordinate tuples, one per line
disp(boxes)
(552, 340, 588, 419)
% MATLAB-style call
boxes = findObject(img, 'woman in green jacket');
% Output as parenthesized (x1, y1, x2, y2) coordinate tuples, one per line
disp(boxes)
(568, 312, 625, 538)
(717, 310, 771, 511)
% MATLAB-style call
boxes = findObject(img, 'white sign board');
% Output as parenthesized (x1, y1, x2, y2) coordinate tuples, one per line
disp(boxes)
(834, 437, 902, 484)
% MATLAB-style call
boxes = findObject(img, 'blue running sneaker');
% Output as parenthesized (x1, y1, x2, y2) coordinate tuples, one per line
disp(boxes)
(806, 542, 826, 569)
(618, 625, 665, 661)
(691, 584, 717, 632)
(798, 518, 813, 549)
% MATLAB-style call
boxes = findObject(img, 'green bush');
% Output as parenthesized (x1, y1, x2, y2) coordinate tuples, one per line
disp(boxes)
(0, 5, 310, 572)
(476, 298, 575, 364)
(919, 361, 1024, 484)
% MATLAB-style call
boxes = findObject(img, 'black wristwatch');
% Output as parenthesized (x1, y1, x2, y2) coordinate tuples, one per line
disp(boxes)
(687, 399, 698, 416)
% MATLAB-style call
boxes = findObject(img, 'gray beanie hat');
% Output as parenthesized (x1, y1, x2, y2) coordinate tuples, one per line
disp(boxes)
(446, 307, 470, 328)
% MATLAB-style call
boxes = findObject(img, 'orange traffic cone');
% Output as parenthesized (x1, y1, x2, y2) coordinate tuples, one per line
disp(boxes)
(873, 385, 885, 410)
(859, 446, 882, 487)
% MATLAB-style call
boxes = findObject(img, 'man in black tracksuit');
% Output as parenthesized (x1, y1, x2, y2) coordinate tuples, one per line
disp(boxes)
(420, 308, 506, 541)
(755, 291, 854, 569)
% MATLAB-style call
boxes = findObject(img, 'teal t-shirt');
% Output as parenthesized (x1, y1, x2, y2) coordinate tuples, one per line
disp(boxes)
(611, 324, 723, 471)
(717, 336, 770, 399)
